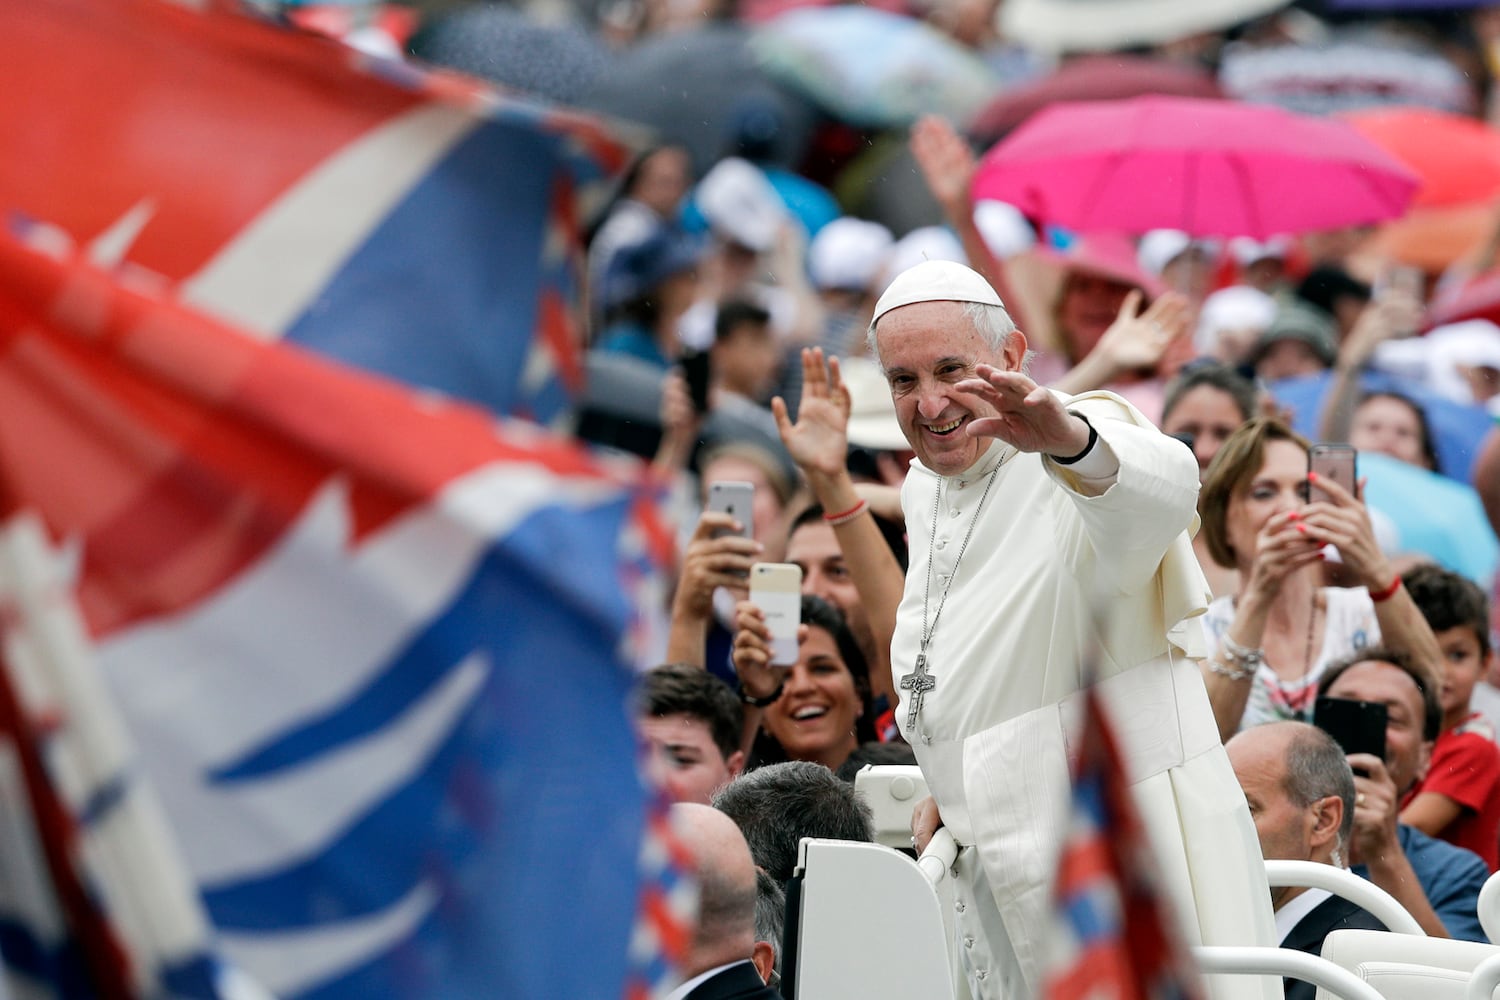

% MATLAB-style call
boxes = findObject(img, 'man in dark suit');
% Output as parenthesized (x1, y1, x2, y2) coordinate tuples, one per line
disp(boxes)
(1227, 721, 1387, 1000)
(665, 803, 782, 1000)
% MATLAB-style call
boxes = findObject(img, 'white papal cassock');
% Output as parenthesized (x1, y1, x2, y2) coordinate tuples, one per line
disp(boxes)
(893, 389, 1277, 1000)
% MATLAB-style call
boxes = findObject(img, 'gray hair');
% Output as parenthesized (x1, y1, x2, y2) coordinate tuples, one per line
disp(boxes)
(712, 760, 874, 883)
(1283, 724, 1357, 865)
(754, 867, 785, 978)
(866, 300, 1030, 373)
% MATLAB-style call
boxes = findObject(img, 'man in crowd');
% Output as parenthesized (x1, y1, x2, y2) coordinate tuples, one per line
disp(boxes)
(881, 260, 1275, 1000)
(712, 760, 873, 884)
(1318, 648, 1489, 940)
(639, 663, 745, 805)
(1227, 722, 1386, 1000)
(664, 803, 781, 1000)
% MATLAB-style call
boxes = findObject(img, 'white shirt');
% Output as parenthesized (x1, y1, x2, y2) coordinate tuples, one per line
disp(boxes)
(1275, 887, 1334, 945)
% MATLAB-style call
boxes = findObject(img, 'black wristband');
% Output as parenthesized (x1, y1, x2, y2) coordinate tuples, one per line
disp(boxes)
(1050, 411, 1098, 466)
(739, 680, 785, 707)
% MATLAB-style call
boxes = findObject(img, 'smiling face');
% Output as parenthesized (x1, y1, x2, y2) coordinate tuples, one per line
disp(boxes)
(786, 521, 870, 656)
(1223, 439, 1310, 571)
(760, 625, 862, 772)
(875, 300, 1025, 477)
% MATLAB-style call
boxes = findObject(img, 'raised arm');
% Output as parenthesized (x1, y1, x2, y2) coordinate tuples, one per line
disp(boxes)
(664, 512, 764, 668)
(908, 115, 1033, 337)
(772, 348, 906, 706)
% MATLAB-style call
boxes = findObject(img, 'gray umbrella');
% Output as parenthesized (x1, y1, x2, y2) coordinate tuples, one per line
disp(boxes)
(575, 23, 819, 172)
(409, 4, 611, 107)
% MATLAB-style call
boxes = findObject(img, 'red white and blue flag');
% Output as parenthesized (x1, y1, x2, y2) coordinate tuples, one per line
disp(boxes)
(1043, 687, 1204, 1000)
(0, 2, 693, 997)
(1, 0, 627, 427)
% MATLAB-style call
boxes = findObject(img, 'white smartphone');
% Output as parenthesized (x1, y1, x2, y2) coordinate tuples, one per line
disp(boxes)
(750, 562, 802, 666)
(705, 480, 754, 539)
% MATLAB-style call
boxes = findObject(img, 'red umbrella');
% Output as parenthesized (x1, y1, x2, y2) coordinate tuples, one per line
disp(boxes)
(968, 55, 1223, 145)
(1344, 108, 1500, 210)
(1427, 270, 1500, 330)
(972, 95, 1419, 239)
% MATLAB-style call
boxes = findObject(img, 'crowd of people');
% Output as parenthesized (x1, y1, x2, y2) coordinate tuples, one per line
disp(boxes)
(408, 0, 1500, 996)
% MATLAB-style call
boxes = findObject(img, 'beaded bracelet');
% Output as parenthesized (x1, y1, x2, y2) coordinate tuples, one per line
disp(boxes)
(1207, 657, 1255, 682)
(1219, 633, 1266, 673)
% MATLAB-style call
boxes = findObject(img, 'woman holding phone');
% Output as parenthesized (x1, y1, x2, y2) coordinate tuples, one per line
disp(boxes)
(1195, 418, 1442, 740)
(731, 594, 912, 777)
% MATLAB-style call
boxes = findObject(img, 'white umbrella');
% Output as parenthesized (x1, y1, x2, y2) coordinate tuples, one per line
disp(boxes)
(1000, 0, 1293, 54)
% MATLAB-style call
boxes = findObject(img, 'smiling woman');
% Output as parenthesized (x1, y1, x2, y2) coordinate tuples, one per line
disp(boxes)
(732, 595, 913, 777)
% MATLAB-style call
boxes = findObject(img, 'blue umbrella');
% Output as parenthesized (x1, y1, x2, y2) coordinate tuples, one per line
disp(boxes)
(1359, 452, 1498, 586)
(1268, 369, 1494, 482)
(750, 7, 999, 129)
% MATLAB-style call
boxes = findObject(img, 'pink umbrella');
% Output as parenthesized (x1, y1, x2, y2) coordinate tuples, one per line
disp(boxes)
(972, 95, 1420, 239)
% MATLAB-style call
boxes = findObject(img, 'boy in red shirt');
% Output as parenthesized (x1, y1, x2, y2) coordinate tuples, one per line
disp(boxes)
(1401, 565, 1500, 870)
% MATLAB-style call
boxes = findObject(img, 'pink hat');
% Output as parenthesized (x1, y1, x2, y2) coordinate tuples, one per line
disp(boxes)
(1038, 233, 1165, 299)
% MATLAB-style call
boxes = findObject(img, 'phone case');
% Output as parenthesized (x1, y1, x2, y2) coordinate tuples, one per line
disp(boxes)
(1308, 444, 1356, 503)
(750, 562, 802, 666)
(706, 481, 754, 539)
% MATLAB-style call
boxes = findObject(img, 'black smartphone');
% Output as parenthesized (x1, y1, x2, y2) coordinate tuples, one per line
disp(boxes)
(1313, 696, 1387, 771)
(680, 349, 712, 415)
(1308, 444, 1356, 503)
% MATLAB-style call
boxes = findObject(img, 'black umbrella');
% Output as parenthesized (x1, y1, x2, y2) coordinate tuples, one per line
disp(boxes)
(409, 4, 611, 107)
(576, 23, 819, 172)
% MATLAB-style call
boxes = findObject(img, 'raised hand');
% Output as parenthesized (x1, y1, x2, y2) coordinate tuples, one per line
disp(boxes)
(955, 363, 1092, 456)
(910, 114, 976, 219)
(732, 601, 807, 703)
(1243, 509, 1326, 601)
(671, 512, 764, 619)
(772, 347, 853, 480)
(1093, 289, 1192, 372)
(1299, 472, 1389, 590)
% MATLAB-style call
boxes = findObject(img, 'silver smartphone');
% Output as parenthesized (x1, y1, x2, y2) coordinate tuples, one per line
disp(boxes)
(1308, 444, 1356, 503)
(706, 480, 754, 539)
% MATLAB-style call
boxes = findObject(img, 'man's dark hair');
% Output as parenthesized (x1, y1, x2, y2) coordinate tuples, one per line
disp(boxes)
(1162, 362, 1257, 425)
(1283, 723, 1358, 848)
(1404, 564, 1492, 660)
(1318, 645, 1442, 741)
(714, 299, 772, 343)
(713, 760, 875, 882)
(1296, 265, 1371, 318)
(638, 662, 744, 761)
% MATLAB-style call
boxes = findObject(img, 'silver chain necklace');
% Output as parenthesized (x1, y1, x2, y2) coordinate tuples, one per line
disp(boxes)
(898, 452, 1008, 733)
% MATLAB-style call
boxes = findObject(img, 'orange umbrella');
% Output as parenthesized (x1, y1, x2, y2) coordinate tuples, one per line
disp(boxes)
(1345, 108, 1500, 209)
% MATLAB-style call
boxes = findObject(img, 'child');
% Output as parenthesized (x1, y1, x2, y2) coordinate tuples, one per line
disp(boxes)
(1400, 564, 1500, 870)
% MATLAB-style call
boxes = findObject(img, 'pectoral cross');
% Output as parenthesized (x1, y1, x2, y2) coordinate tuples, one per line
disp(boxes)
(899, 652, 937, 731)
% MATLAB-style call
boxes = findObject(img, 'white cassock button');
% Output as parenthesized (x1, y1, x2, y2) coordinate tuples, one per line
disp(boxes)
(935, 539, 947, 550)
(949, 508, 960, 517)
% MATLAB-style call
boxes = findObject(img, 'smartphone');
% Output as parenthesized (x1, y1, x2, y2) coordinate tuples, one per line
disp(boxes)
(750, 562, 802, 666)
(706, 480, 754, 540)
(1308, 444, 1356, 504)
(680, 349, 712, 416)
(1314, 696, 1387, 770)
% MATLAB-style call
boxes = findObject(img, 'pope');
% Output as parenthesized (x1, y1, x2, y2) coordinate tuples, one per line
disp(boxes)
(874, 261, 1277, 1000)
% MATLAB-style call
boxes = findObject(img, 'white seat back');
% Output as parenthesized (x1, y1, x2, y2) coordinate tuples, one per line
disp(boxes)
(852, 764, 929, 849)
(787, 838, 955, 1000)
(1315, 928, 1500, 1000)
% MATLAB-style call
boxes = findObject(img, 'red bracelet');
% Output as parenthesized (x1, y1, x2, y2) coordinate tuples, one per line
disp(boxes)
(1369, 575, 1402, 603)
(822, 499, 868, 526)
